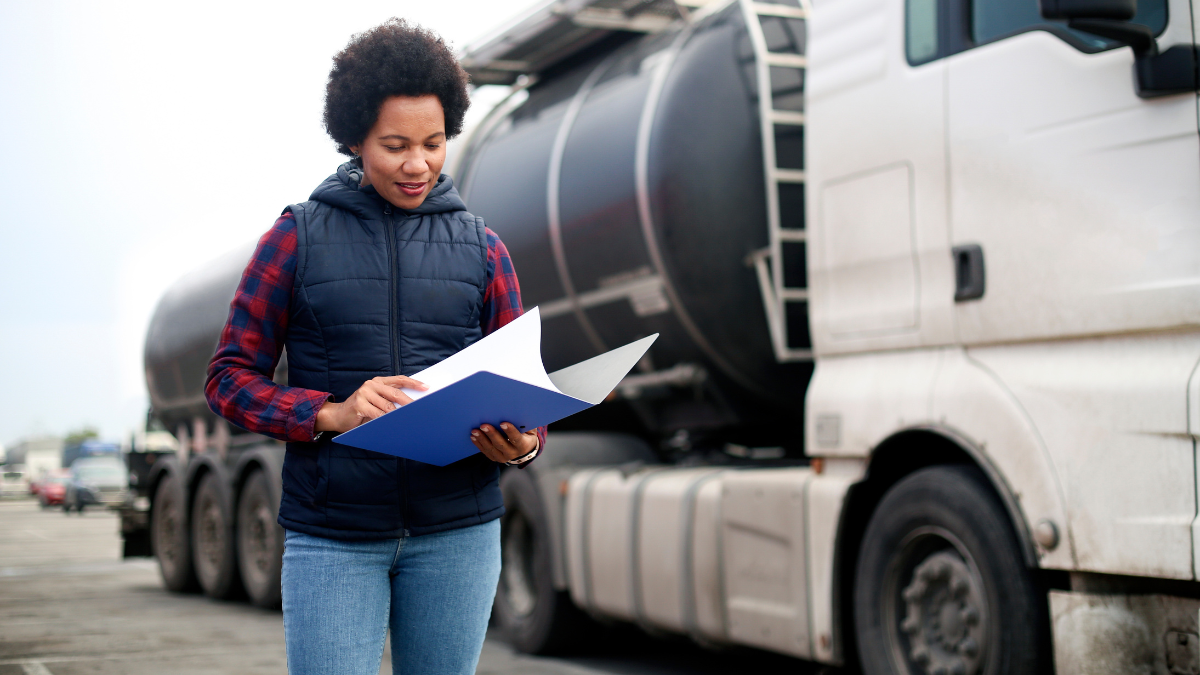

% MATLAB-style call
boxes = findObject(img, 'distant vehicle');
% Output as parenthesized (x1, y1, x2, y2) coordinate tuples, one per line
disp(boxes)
(64, 458, 127, 513)
(61, 440, 120, 470)
(37, 475, 68, 508)
(0, 467, 28, 498)
(29, 471, 63, 496)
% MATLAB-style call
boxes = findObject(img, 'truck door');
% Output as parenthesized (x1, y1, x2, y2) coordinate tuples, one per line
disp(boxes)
(945, 0, 1200, 578)
(805, 0, 957, 355)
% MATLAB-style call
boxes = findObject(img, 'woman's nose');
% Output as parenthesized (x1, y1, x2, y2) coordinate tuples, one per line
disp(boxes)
(402, 155, 429, 175)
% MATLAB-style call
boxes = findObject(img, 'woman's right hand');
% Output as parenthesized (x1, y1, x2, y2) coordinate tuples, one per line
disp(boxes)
(314, 376, 427, 434)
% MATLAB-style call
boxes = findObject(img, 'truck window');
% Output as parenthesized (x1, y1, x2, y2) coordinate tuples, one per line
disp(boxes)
(971, 0, 1167, 50)
(906, 0, 939, 64)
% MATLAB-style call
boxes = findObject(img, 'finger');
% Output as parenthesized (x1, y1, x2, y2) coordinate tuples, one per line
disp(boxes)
(481, 425, 519, 460)
(498, 422, 524, 445)
(359, 389, 395, 416)
(480, 424, 509, 448)
(471, 429, 502, 462)
(376, 375, 429, 391)
(369, 382, 413, 407)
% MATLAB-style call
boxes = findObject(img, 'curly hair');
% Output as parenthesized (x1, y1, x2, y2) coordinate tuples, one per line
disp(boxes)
(324, 18, 471, 157)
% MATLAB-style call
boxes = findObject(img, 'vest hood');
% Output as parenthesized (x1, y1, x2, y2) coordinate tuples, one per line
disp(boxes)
(308, 161, 467, 221)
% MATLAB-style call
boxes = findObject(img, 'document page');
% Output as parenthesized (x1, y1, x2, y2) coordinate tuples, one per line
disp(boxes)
(396, 307, 560, 404)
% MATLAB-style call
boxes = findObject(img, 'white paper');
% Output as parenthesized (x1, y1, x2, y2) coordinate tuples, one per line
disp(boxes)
(396, 307, 560, 405)
(547, 335, 658, 405)
(386, 306, 659, 413)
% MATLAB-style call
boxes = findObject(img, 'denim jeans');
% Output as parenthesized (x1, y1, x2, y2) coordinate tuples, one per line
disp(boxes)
(281, 519, 501, 675)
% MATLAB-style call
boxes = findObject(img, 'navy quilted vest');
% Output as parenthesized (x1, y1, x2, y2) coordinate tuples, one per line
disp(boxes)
(277, 162, 503, 539)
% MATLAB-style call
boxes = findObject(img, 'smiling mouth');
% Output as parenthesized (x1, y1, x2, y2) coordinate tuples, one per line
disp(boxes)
(397, 181, 427, 196)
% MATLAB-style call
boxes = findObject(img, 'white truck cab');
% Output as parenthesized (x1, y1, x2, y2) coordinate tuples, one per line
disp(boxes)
(803, 0, 1200, 670)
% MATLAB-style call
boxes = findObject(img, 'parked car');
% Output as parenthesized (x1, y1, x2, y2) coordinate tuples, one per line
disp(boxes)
(0, 467, 28, 498)
(37, 474, 68, 508)
(64, 458, 127, 513)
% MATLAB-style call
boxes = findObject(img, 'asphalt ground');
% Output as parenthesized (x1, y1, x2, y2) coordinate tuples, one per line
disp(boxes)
(0, 498, 834, 674)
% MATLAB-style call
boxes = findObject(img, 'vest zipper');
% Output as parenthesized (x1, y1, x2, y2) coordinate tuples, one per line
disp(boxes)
(384, 206, 410, 535)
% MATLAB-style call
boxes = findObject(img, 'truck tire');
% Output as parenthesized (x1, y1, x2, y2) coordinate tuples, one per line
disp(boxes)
(237, 470, 283, 609)
(495, 469, 585, 654)
(853, 464, 1049, 675)
(152, 473, 198, 593)
(191, 472, 242, 599)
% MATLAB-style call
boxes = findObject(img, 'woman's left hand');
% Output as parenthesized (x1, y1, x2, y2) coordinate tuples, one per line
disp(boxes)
(471, 422, 538, 464)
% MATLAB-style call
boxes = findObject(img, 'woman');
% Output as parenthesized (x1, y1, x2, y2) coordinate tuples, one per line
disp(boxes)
(204, 19, 543, 675)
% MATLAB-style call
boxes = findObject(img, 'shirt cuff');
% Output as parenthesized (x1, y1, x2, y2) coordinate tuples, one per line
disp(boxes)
(286, 390, 334, 442)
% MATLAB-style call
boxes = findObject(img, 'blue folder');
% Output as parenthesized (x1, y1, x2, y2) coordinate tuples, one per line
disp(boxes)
(333, 331, 658, 466)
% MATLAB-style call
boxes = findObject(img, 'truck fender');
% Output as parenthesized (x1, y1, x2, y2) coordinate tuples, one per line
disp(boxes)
(184, 454, 236, 519)
(929, 350, 1072, 569)
(230, 443, 285, 513)
(807, 347, 1071, 570)
(145, 455, 183, 513)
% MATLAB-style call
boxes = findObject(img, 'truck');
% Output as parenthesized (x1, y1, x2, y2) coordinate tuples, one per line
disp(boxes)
(126, 0, 1200, 672)
(61, 440, 120, 470)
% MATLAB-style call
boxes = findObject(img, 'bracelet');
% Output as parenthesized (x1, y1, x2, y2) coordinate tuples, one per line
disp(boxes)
(505, 439, 540, 466)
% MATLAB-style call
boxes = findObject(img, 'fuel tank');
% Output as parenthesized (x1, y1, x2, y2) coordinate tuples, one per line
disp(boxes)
(454, 4, 809, 444)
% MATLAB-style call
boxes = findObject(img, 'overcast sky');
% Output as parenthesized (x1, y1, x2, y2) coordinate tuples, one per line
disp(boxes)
(0, 1, 541, 448)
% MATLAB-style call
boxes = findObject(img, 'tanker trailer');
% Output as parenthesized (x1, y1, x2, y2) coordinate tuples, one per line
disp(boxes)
(130, 242, 289, 608)
(451, 0, 832, 658)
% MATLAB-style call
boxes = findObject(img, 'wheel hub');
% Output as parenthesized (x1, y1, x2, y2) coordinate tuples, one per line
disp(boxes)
(899, 551, 986, 675)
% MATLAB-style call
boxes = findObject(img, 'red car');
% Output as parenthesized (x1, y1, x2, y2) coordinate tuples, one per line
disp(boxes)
(37, 475, 68, 508)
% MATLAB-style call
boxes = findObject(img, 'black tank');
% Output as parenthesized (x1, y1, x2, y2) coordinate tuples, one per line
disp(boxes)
(455, 5, 810, 450)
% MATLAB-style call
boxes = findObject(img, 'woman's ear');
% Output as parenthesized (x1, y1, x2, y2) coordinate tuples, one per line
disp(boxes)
(349, 145, 360, 156)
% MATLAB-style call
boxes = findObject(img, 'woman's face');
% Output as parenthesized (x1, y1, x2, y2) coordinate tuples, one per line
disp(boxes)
(351, 94, 446, 210)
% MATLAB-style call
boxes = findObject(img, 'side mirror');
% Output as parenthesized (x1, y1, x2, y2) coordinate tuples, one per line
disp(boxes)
(1039, 0, 1199, 98)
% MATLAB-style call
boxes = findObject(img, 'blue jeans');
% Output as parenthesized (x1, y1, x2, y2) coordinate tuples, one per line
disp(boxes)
(281, 519, 501, 675)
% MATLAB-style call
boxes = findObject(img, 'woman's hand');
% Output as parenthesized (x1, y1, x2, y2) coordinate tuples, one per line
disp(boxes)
(471, 422, 538, 464)
(314, 376, 427, 435)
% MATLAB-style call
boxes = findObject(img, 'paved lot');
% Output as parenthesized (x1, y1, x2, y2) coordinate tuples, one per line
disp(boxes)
(0, 499, 833, 674)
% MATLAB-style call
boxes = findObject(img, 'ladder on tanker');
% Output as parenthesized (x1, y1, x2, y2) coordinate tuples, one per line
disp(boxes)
(738, 0, 813, 362)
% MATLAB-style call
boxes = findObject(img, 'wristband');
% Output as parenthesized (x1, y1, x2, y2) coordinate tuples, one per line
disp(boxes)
(505, 437, 541, 466)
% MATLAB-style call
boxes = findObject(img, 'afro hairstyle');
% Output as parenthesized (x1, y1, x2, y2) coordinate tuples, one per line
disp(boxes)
(324, 18, 471, 157)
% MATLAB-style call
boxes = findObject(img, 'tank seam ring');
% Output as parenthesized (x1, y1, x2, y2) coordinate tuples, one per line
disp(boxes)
(633, 15, 772, 396)
(547, 53, 619, 355)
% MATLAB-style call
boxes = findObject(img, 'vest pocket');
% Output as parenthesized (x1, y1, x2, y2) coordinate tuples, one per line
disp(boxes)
(282, 448, 319, 506)
(324, 442, 398, 506)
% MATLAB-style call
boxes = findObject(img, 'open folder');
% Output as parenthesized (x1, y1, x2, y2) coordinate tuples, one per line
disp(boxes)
(333, 307, 658, 466)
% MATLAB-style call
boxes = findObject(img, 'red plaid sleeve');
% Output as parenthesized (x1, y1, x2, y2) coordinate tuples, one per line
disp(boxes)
(205, 214, 331, 442)
(482, 228, 547, 459)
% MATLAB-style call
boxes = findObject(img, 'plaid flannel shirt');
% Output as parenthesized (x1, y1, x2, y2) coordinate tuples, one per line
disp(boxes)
(205, 213, 546, 458)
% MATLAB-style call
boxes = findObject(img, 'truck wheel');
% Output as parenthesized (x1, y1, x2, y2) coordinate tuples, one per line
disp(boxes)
(237, 470, 283, 609)
(495, 469, 585, 654)
(152, 473, 198, 592)
(854, 465, 1049, 675)
(191, 472, 242, 599)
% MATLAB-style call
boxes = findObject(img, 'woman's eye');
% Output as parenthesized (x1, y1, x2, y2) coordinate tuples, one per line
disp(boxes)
(426, 144, 441, 150)
(385, 146, 403, 151)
